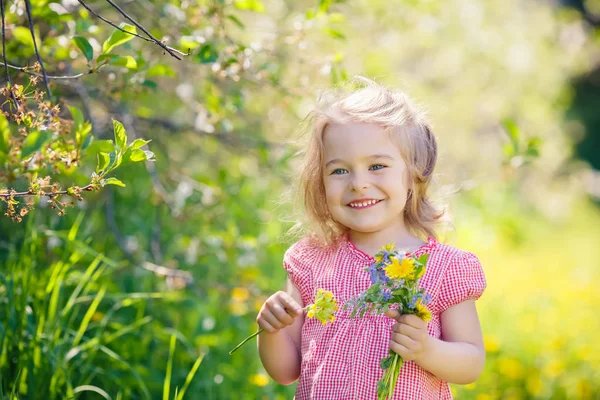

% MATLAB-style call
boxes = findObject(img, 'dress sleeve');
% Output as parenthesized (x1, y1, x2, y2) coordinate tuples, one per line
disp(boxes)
(283, 240, 314, 306)
(437, 251, 487, 313)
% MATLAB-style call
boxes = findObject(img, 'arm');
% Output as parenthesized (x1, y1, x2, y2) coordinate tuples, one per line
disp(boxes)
(387, 300, 485, 385)
(257, 278, 305, 385)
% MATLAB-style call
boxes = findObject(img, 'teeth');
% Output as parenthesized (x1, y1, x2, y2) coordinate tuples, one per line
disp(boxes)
(350, 199, 378, 208)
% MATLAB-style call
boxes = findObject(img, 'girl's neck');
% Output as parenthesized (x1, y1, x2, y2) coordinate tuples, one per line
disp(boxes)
(347, 226, 426, 257)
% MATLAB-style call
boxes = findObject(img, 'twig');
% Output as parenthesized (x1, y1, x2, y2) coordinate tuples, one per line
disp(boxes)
(78, 0, 187, 59)
(0, 0, 19, 108)
(0, 61, 102, 80)
(0, 183, 94, 198)
(103, 0, 183, 60)
(24, 0, 51, 99)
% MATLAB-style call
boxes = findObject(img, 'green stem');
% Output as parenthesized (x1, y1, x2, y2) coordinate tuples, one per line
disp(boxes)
(229, 305, 311, 355)
(229, 328, 263, 355)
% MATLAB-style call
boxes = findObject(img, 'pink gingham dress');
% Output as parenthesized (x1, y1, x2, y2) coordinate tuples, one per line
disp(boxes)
(283, 234, 487, 400)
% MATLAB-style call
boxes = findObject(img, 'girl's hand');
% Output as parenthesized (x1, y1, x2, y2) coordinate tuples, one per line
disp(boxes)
(385, 309, 432, 363)
(257, 291, 304, 333)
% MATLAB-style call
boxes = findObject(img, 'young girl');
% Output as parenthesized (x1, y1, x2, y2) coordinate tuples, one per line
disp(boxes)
(256, 78, 487, 399)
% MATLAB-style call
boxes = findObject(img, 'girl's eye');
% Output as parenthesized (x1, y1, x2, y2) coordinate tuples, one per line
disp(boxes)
(331, 168, 348, 175)
(370, 164, 386, 171)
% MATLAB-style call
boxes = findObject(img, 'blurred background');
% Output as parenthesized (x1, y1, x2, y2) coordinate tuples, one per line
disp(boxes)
(0, 0, 599, 399)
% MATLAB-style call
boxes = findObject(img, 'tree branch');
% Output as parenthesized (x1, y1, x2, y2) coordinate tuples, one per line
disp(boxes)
(23, 0, 51, 100)
(0, 0, 19, 108)
(0, 61, 104, 80)
(103, 0, 184, 60)
(78, 0, 187, 59)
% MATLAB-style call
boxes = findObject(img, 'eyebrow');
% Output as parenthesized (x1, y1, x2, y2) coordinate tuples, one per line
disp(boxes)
(325, 154, 395, 168)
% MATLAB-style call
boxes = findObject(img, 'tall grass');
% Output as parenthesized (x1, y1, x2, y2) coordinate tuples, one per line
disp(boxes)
(0, 212, 203, 399)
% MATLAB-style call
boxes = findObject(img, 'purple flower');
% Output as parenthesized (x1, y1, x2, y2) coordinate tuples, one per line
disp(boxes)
(369, 262, 390, 284)
(408, 294, 420, 309)
(423, 293, 432, 305)
(381, 290, 392, 302)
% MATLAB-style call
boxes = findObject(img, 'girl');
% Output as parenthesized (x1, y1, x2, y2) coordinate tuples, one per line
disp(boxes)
(256, 77, 487, 399)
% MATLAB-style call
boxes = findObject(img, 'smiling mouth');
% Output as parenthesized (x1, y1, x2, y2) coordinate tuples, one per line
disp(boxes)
(347, 199, 383, 209)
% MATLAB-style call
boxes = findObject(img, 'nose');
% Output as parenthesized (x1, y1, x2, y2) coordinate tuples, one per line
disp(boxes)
(348, 171, 370, 192)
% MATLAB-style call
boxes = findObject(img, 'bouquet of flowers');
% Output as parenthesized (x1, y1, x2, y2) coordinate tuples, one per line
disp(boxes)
(343, 243, 432, 400)
(229, 288, 338, 355)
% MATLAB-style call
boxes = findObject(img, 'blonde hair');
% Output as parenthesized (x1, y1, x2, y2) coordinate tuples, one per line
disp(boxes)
(287, 77, 448, 247)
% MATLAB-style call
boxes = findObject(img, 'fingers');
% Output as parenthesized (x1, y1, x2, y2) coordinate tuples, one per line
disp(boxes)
(384, 309, 401, 322)
(392, 321, 421, 340)
(278, 292, 303, 316)
(398, 314, 427, 329)
(257, 291, 302, 333)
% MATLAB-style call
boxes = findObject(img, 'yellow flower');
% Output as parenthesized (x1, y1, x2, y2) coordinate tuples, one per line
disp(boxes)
(249, 373, 269, 387)
(306, 289, 338, 325)
(374, 254, 385, 263)
(383, 257, 415, 280)
(382, 242, 396, 253)
(415, 301, 432, 322)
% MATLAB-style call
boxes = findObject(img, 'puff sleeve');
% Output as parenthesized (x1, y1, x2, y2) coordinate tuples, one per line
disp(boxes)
(436, 251, 487, 313)
(283, 240, 314, 306)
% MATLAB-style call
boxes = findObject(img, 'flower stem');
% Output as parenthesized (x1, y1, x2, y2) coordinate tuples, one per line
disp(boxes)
(229, 305, 312, 355)
(229, 328, 263, 355)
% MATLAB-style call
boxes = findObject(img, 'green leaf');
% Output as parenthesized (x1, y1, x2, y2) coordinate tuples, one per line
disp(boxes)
(104, 177, 125, 187)
(96, 54, 120, 65)
(0, 113, 10, 154)
(21, 130, 52, 159)
(68, 105, 84, 131)
(12, 27, 34, 47)
(196, 43, 218, 64)
(502, 119, 520, 153)
(72, 36, 94, 62)
(142, 80, 158, 89)
(130, 139, 151, 150)
(102, 24, 136, 54)
(180, 37, 201, 51)
(111, 55, 138, 69)
(226, 15, 245, 29)
(113, 119, 127, 149)
(85, 140, 115, 155)
(325, 28, 345, 40)
(146, 64, 176, 78)
(526, 137, 542, 157)
(129, 149, 147, 162)
(234, 0, 265, 12)
(96, 152, 110, 173)
(416, 254, 429, 266)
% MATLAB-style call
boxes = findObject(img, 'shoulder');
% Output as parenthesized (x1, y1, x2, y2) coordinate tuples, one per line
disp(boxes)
(283, 236, 338, 266)
(426, 241, 487, 312)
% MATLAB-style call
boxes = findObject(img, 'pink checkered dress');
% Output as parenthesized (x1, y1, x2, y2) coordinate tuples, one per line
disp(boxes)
(283, 234, 487, 400)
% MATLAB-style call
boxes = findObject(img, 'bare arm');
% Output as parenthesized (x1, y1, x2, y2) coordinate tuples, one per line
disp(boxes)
(257, 278, 304, 385)
(415, 300, 486, 384)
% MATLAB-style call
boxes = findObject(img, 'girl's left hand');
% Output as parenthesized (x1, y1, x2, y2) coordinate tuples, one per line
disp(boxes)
(385, 310, 432, 363)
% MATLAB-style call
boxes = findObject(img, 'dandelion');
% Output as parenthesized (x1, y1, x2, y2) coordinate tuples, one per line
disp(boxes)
(415, 300, 432, 322)
(383, 256, 415, 280)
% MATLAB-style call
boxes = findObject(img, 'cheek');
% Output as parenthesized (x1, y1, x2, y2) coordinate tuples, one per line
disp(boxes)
(324, 179, 344, 201)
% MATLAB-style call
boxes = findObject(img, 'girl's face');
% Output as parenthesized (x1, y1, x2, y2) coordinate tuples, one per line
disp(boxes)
(322, 122, 411, 236)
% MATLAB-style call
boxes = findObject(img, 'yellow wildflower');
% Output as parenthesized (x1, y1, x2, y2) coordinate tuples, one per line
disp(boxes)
(374, 254, 385, 264)
(383, 257, 415, 280)
(382, 242, 396, 253)
(415, 301, 432, 322)
(306, 289, 338, 325)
